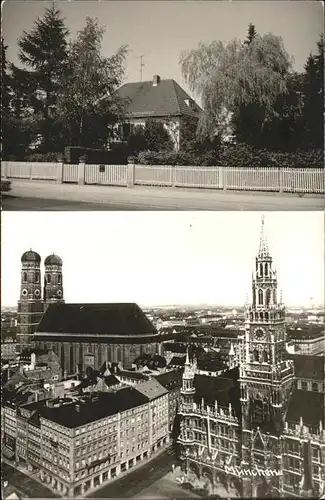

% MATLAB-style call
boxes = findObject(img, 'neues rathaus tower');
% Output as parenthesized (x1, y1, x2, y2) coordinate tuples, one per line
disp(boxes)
(177, 217, 325, 499)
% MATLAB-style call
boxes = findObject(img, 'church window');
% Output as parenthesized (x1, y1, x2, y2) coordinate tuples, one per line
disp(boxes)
(23, 272, 27, 282)
(260, 312, 264, 321)
(266, 289, 271, 306)
(258, 289, 263, 305)
(265, 263, 269, 275)
(263, 351, 268, 363)
(253, 349, 259, 362)
(250, 312, 253, 321)
(259, 263, 263, 277)
(47, 274, 51, 284)
(265, 312, 269, 321)
(58, 274, 62, 284)
(35, 271, 40, 283)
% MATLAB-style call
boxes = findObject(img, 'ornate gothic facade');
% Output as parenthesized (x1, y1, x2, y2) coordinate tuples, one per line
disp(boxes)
(178, 218, 325, 498)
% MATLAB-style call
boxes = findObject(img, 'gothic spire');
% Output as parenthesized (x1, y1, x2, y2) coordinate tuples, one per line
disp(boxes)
(258, 215, 270, 258)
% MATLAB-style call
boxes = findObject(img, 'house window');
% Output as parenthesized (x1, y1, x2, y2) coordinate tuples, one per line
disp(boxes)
(301, 381, 307, 390)
(312, 382, 318, 392)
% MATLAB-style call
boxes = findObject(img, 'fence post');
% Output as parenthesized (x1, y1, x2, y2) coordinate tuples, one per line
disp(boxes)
(172, 166, 177, 188)
(57, 162, 64, 184)
(222, 166, 227, 191)
(127, 160, 135, 188)
(279, 168, 283, 193)
(29, 163, 33, 180)
(2, 161, 8, 178)
(78, 161, 85, 186)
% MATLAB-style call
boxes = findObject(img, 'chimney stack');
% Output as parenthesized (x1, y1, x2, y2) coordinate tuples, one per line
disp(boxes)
(153, 75, 160, 87)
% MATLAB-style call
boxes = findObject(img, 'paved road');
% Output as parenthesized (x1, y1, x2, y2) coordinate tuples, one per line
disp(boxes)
(2, 462, 58, 498)
(2, 195, 155, 211)
(87, 448, 192, 499)
(2, 180, 324, 210)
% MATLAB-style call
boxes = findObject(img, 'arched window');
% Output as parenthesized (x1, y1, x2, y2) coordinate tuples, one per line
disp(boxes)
(254, 349, 259, 362)
(260, 312, 264, 322)
(250, 312, 253, 321)
(47, 274, 51, 284)
(23, 272, 27, 282)
(265, 312, 269, 321)
(273, 290, 277, 304)
(258, 289, 263, 305)
(35, 271, 40, 283)
(116, 346, 122, 362)
(259, 263, 263, 277)
(58, 274, 62, 284)
(263, 351, 268, 363)
(265, 263, 268, 276)
(266, 289, 271, 306)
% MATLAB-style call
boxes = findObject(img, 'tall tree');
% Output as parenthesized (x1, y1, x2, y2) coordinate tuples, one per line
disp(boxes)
(11, 4, 69, 151)
(180, 31, 292, 143)
(58, 17, 128, 148)
(244, 23, 257, 46)
(302, 35, 324, 149)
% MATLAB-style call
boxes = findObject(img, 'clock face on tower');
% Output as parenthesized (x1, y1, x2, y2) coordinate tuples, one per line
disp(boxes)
(254, 328, 266, 341)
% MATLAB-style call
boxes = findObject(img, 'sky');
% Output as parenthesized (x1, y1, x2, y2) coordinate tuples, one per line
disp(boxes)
(1, 211, 324, 308)
(2, 0, 324, 100)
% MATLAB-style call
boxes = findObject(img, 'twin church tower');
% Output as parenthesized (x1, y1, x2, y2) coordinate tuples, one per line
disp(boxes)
(17, 250, 64, 354)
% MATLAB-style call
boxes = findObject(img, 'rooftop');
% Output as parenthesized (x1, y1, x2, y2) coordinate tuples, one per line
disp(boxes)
(134, 379, 168, 401)
(21, 388, 150, 428)
(154, 370, 183, 390)
(35, 303, 157, 338)
(286, 389, 324, 427)
(292, 354, 324, 380)
(115, 76, 202, 119)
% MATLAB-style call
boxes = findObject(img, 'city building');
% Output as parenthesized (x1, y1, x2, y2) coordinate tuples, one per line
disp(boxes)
(1, 339, 17, 361)
(177, 217, 325, 499)
(291, 354, 325, 393)
(154, 370, 183, 434)
(14, 383, 169, 497)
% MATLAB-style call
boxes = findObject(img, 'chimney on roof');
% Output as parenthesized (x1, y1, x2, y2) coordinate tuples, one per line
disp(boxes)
(153, 75, 160, 87)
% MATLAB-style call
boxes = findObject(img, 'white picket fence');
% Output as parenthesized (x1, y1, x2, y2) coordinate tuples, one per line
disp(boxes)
(2, 161, 324, 194)
(85, 164, 128, 186)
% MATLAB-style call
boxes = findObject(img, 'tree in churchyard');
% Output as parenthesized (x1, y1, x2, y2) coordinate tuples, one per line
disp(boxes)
(179, 26, 292, 145)
(11, 4, 69, 152)
(58, 17, 128, 149)
(302, 35, 324, 149)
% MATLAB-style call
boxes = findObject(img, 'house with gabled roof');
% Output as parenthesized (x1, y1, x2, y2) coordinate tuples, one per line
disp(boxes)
(113, 74, 202, 151)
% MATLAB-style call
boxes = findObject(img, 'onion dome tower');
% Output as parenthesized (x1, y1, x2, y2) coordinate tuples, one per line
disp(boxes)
(17, 250, 44, 354)
(43, 253, 64, 310)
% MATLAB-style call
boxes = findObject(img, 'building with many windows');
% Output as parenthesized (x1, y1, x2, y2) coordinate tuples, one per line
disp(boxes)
(15, 383, 169, 497)
(177, 217, 325, 499)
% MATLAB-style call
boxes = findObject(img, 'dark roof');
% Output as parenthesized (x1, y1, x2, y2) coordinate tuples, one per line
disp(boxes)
(169, 356, 186, 367)
(194, 367, 241, 419)
(44, 254, 62, 266)
(23, 388, 149, 428)
(21, 250, 41, 264)
(154, 370, 183, 390)
(286, 389, 324, 427)
(35, 303, 157, 336)
(119, 370, 150, 381)
(163, 342, 186, 353)
(292, 355, 324, 380)
(115, 78, 202, 119)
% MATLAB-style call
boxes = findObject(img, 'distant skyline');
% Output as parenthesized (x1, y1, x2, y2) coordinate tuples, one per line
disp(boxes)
(2, 1, 323, 101)
(1, 211, 324, 308)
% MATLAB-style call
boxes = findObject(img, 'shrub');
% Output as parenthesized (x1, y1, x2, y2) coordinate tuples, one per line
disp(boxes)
(25, 152, 63, 162)
(64, 146, 128, 165)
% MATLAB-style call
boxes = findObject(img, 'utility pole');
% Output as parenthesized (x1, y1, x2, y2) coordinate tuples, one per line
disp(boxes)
(138, 55, 145, 82)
